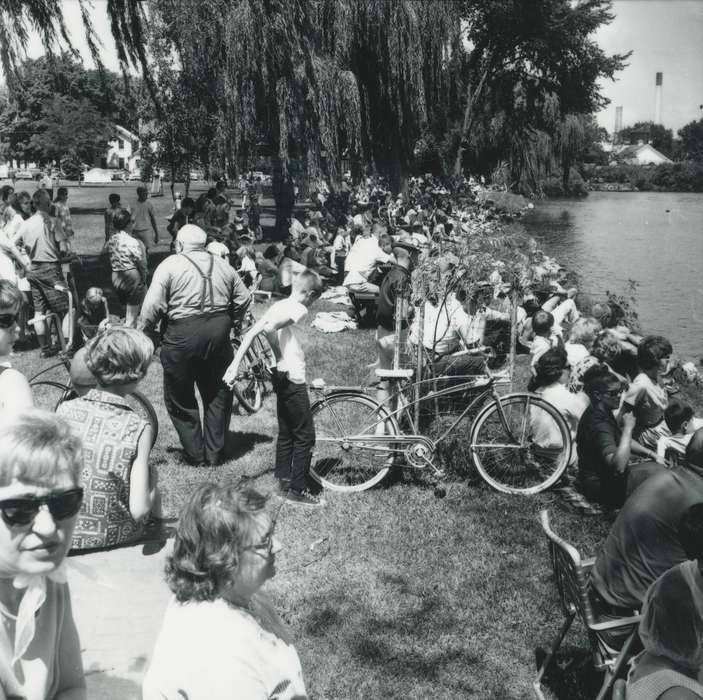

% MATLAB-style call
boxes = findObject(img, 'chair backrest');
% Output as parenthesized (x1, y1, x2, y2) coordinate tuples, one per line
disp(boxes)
(540, 510, 597, 628)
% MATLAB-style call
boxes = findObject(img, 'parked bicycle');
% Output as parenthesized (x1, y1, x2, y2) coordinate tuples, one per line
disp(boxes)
(306, 352, 572, 496)
(230, 307, 276, 414)
(28, 282, 159, 444)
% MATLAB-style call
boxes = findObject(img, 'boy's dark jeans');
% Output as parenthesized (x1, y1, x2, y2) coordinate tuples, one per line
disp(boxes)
(273, 370, 315, 492)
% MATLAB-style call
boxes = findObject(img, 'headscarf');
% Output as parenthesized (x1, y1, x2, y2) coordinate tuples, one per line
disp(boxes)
(639, 559, 703, 670)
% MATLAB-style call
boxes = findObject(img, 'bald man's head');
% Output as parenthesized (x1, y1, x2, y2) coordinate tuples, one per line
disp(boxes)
(176, 224, 207, 251)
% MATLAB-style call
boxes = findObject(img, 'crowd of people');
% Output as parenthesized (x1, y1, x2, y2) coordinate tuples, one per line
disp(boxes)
(0, 169, 703, 698)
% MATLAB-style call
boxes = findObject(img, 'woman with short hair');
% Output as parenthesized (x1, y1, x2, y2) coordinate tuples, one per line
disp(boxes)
(57, 326, 158, 551)
(0, 410, 86, 699)
(144, 483, 307, 700)
(0, 280, 33, 412)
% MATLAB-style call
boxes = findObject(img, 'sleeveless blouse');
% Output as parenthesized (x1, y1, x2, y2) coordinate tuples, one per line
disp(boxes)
(57, 389, 148, 550)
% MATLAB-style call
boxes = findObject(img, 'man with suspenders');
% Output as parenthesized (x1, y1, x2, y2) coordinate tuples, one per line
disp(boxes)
(138, 225, 251, 466)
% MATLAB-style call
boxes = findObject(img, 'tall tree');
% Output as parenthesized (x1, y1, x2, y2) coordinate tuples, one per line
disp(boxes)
(678, 118, 703, 162)
(618, 121, 674, 157)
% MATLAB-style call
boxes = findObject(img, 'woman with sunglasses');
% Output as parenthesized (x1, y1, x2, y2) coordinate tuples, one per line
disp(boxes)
(0, 280, 32, 413)
(576, 364, 663, 509)
(144, 483, 308, 700)
(0, 410, 85, 699)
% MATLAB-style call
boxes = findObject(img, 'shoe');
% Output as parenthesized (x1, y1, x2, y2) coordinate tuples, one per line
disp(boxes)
(40, 344, 60, 358)
(283, 489, 326, 508)
(277, 477, 291, 493)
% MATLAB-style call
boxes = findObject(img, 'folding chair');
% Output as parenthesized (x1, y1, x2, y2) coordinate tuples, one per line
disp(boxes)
(347, 290, 378, 327)
(534, 510, 641, 700)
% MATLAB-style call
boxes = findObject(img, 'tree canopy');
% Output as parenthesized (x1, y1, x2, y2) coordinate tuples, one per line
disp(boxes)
(0, 53, 138, 166)
(678, 118, 703, 162)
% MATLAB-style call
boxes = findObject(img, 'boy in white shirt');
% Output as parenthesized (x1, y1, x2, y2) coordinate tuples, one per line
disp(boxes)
(224, 269, 324, 507)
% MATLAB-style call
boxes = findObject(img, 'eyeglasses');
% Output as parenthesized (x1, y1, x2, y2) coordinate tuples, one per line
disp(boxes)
(0, 488, 84, 527)
(243, 532, 275, 557)
(0, 313, 19, 329)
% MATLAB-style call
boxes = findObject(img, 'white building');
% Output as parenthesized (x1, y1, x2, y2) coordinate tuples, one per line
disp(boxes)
(98, 125, 141, 173)
(612, 142, 673, 166)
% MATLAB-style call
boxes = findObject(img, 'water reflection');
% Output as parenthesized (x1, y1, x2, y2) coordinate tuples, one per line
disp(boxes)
(522, 191, 703, 360)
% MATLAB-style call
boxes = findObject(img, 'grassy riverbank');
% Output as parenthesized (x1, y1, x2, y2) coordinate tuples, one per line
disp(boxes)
(12, 183, 702, 698)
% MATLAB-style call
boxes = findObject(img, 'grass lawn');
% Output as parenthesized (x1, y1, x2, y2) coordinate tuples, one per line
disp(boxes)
(7, 182, 645, 699)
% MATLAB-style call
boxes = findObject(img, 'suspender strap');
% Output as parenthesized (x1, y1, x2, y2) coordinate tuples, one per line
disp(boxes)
(180, 253, 215, 312)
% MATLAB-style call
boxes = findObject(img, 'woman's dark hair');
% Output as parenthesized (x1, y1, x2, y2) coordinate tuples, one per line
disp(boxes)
(181, 197, 195, 210)
(665, 399, 694, 434)
(528, 348, 568, 392)
(165, 483, 269, 603)
(263, 244, 280, 260)
(637, 335, 673, 371)
(9, 191, 30, 218)
(112, 208, 132, 232)
(1, 185, 13, 202)
(522, 298, 541, 317)
(581, 363, 621, 402)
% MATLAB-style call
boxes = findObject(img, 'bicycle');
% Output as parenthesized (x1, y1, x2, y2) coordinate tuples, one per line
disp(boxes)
(230, 307, 276, 414)
(28, 283, 159, 445)
(306, 351, 572, 496)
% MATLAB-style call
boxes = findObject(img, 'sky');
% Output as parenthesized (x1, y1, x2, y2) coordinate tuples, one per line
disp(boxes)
(13, 0, 703, 135)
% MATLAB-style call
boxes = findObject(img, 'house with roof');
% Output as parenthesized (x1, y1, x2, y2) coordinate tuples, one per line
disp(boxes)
(611, 142, 673, 166)
(96, 125, 141, 173)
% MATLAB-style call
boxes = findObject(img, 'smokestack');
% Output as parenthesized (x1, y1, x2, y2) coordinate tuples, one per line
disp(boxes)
(614, 106, 623, 143)
(654, 72, 663, 125)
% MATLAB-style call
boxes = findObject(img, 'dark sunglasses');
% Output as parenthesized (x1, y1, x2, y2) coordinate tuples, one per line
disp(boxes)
(0, 488, 83, 527)
(0, 314, 19, 330)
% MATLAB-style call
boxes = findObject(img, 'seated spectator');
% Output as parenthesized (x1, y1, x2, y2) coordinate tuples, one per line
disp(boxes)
(591, 430, 703, 613)
(277, 246, 307, 296)
(529, 349, 587, 463)
(108, 207, 147, 328)
(529, 310, 560, 374)
(665, 399, 703, 437)
(0, 280, 32, 412)
(541, 286, 580, 337)
(257, 244, 280, 292)
(343, 224, 392, 295)
(576, 364, 663, 509)
(621, 335, 674, 450)
(75, 286, 113, 345)
(0, 411, 86, 698)
(57, 327, 159, 550)
(300, 234, 336, 279)
(592, 329, 630, 386)
(235, 237, 258, 288)
(565, 316, 601, 367)
(626, 559, 703, 699)
(143, 483, 307, 700)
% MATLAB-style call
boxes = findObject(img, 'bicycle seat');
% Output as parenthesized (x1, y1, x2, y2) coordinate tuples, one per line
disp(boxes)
(375, 368, 414, 379)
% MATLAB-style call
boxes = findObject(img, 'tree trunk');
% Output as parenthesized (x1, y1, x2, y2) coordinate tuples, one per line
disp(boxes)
(453, 64, 491, 178)
(272, 157, 295, 241)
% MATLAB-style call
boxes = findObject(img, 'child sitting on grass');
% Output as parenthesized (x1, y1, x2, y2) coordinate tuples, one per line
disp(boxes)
(58, 326, 160, 549)
(529, 310, 560, 374)
(224, 269, 324, 507)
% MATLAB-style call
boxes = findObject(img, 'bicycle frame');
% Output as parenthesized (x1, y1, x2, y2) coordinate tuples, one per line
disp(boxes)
(315, 372, 516, 456)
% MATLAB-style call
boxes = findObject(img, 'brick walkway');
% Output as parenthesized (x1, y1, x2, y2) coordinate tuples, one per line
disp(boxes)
(67, 536, 174, 699)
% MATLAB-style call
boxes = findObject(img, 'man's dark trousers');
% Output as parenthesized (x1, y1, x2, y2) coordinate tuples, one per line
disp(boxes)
(161, 312, 234, 464)
(273, 371, 315, 492)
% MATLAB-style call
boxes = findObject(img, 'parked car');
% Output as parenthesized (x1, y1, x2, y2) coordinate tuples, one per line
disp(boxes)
(127, 170, 143, 181)
(15, 169, 34, 180)
(111, 170, 129, 181)
(189, 170, 204, 181)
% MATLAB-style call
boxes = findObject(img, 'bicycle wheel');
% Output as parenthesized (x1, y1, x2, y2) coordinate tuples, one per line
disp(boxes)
(469, 393, 571, 495)
(250, 333, 275, 384)
(31, 380, 73, 412)
(231, 340, 264, 414)
(310, 392, 400, 493)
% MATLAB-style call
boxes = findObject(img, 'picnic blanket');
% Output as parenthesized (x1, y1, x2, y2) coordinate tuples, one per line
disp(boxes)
(320, 286, 351, 305)
(311, 311, 358, 333)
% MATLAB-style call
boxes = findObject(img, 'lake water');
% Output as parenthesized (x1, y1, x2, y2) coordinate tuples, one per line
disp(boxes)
(521, 191, 703, 361)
